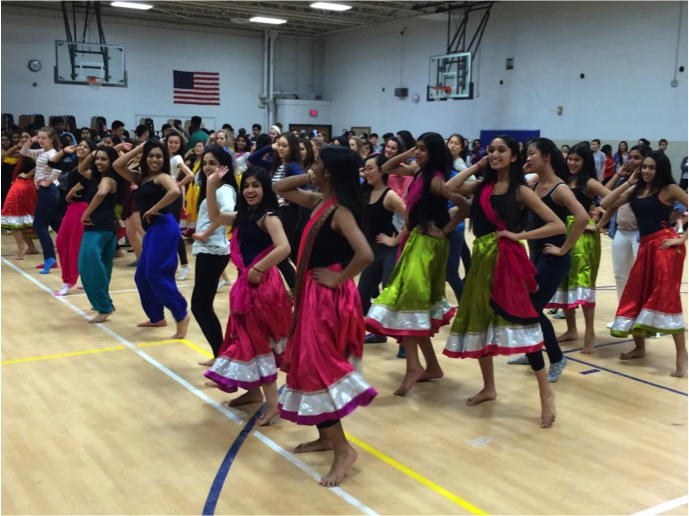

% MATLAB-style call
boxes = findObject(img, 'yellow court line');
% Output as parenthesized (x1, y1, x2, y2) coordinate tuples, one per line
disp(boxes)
(345, 433, 489, 515)
(1, 340, 178, 365)
(177, 337, 488, 514)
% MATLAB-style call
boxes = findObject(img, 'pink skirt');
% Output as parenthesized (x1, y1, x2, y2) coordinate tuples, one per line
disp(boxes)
(205, 266, 292, 393)
(279, 264, 377, 426)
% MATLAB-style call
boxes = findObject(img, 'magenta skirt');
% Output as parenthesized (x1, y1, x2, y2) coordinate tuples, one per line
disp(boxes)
(279, 264, 377, 426)
(205, 266, 292, 393)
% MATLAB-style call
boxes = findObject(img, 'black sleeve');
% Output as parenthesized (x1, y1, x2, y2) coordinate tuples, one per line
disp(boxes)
(49, 158, 78, 172)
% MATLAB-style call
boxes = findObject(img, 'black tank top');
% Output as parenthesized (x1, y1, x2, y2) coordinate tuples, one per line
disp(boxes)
(631, 194, 673, 237)
(366, 188, 396, 242)
(528, 183, 568, 254)
(473, 193, 509, 238)
(134, 179, 173, 230)
(308, 210, 354, 269)
(84, 180, 118, 234)
(572, 186, 594, 212)
(238, 219, 274, 266)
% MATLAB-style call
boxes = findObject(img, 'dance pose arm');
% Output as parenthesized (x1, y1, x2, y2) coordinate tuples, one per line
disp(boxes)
(600, 171, 639, 210)
(446, 156, 488, 195)
(19, 136, 42, 160)
(248, 214, 291, 284)
(381, 148, 419, 177)
(247, 145, 273, 170)
(543, 185, 591, 256)
(204, 167, 237, 227)
(498, 186, 565, 242)
(49, 147, 78, 171)
(174, 161, 195, 188)
(66, 183, 85, 203)
(18, 168, 36, 181)
(77, 151, 95, 179)
(604, 160, 635, 191)
(314, 207, 373, 289)
(272, 171, 322, 210)
(81, 178, 116, 225)
(376, 190, 408, 247)
(113, 145, 144, 184)
(660, 185, 689, 249)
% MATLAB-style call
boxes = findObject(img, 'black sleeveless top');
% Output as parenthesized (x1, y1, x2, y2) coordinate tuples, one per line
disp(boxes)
(572, 186, 594, 212)
(631, 194, 673, 238)
(84, 180, 118, 234)
(366, 188, 396, 242)
(238, 219, 274, 266)
(308, 210, 354, 269)
(473, 193, 509, 238)
(134, 179, 173, 231)
(528, 183, 568, 255)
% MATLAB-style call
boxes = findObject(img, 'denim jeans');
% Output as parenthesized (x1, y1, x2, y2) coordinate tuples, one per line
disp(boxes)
(445, 226, 465, 303)
(34, 184, 60, 260)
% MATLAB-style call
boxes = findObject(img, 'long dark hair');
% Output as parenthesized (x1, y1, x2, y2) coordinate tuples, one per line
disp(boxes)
(271, 133, 302, 175)
(234, 133, 250, 154)
(633, 150, 676, 198)
(567, 142, 598, 189)
(396, 130, 416, 152)
(528, 138, 569, 181)
(616, 141, 628, 165)
(300, 137, 315, 170)
(408, 132, 451, 231)
(197, 145, 238, 212)
(166, 130, 187, 157)
(319, 146, 366, 229)
(139, 140, 171, 183)
(360, 153, 389, 203)
(90, 146, 129, 205)
(448, 133, 468, 162)
(470, 135, 526, 233)
(232, 167, 281, 231)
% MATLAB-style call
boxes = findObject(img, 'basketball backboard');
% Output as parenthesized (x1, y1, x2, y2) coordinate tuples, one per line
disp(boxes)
(55, 41, 127, 87)
(427, 52, 472, 101)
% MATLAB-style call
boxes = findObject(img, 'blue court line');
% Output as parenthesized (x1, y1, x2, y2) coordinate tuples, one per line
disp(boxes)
(202, 404, 264, 516)
(580, 369, 600, 375)
(565, 355, 688, 397)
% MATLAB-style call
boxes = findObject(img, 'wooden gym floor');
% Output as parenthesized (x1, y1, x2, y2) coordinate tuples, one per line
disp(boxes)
(1, 232, 687, 515)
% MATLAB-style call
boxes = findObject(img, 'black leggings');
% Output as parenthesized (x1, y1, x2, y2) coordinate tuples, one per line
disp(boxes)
(358, 244, 397, 316)
(316, 419, 339, 430)
(277, 203, 300, 289)
(461, 239, 472, 277)
(525, 251, 571, 371)
(178, 238, 188, 266)
(191, 253, 230, 357)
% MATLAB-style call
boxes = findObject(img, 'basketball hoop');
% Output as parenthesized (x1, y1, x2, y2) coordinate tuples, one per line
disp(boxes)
(429, 85, 451, 100)
(86, 76, 105, 89)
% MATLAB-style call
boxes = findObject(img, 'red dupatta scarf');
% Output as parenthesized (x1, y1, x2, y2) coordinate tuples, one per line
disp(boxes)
(290, 197, 341, 332)
(480, 182, 540, 324)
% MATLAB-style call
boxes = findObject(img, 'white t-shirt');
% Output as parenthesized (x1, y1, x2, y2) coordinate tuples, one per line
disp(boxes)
(192, 184, 237, 256)
(170, 155, 184, 178)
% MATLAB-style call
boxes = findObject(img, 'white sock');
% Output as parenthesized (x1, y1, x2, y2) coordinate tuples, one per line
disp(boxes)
(217, 280, 227, 291)
(178, 264, 191, 281)
(56, 283, 71, 296)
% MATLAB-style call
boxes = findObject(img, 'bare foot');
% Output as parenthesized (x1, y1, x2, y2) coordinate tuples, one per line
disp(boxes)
(393, 365, 426, 396)
(419, 365, 444, 381)
(89, 311, 113, 324)
(580, 344, 595, 355)
(205, 380, 218, 388)
(228, 390, 264, 407)
(620, 347, 645, 360)
(540, 389, 556, 428)
(320, 445, 358, 487)
(171, 314, 191, 339)
(16, 244, 28, 260)
(256, 405, 281, 427)
(581, 329, 595, 354)
(137, 319, 167, 328)
(199, 358, 216, 367)
(672, 349, 688, 378)
(293, 438, 333, 454)
(467, 388, 497, 406)
(557, 331, 579, 343)
(27, 248, 39, 255)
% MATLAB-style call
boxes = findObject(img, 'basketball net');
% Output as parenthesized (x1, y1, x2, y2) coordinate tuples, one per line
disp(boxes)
(86, 76, 105, 89)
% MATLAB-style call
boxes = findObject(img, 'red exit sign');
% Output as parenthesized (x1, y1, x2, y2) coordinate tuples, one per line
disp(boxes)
(309, 109, 318, 117)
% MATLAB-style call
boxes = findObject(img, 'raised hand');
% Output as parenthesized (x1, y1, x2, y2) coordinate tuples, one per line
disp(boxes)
(207, 166, 229, 187)
(63, 145, 77, 154)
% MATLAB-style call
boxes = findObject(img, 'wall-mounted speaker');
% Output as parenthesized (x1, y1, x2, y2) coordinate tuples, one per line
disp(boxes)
(394, 88, 408, 98)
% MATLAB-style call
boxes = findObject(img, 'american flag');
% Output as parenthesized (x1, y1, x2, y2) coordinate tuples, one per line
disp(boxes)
(173, 71, 220, 105)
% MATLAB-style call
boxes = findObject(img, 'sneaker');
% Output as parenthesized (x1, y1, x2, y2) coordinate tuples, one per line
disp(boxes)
(547, 308, 558, 315)
(397, 345, 406, 359)
(178, 264, 192, 281)
(364, 334, 387, 344)
(547, 357, 568, 383)
(507, 354, 529, 365)
(553, 310, 565, 319)
(606, 321, 613, 329)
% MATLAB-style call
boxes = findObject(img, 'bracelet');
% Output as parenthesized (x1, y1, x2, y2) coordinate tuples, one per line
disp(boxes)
(252, 266, 263, 274)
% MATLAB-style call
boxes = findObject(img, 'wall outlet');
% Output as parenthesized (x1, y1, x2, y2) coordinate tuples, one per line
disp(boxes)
(557, 106, 563, 116)
(671, 79, 678, 87)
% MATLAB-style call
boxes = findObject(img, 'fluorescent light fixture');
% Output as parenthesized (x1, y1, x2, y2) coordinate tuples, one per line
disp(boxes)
(311, 2, 351, 11)
(249, 16, 288, 25)
(111, 1, 154, 10)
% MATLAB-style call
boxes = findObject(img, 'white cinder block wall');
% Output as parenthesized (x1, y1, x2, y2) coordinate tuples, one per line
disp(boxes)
(321, 1, 688, 167)
(0, 11, 317, 132)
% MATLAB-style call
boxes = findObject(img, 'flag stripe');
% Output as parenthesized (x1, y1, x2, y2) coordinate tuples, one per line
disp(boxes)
(173, 70, 220, 105)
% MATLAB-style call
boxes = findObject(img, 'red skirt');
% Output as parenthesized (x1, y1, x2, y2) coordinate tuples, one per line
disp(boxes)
(121, 189, 139, 221)
(205, 266, 292, 393)
(279, 265, 377, 426)
(611, 226, 686, 337)
(1, 178, 37, 229)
